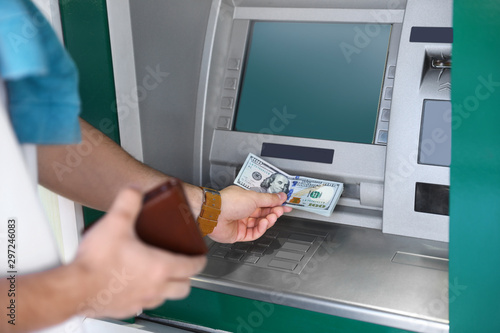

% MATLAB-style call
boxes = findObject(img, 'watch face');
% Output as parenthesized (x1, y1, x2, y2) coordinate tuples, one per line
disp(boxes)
(204, 187, 220, 195)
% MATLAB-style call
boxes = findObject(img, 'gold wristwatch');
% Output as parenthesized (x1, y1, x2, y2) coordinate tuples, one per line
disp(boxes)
(197, 187, 221, 236)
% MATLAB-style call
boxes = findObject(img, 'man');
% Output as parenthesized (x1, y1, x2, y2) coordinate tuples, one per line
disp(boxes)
(0, 1, 292, 332)
(18, 119, 290, 331)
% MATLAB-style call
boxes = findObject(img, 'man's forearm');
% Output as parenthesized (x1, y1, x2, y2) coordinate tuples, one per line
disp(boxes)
(0, 264, 87, 332)
(38, 119, 202, 215)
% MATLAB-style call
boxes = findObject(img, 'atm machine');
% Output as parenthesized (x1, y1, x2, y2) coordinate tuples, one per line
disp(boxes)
(106, 0, 453, 332)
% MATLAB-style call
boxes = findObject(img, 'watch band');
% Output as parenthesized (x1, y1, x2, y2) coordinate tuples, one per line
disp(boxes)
(197, 187, 221, 236)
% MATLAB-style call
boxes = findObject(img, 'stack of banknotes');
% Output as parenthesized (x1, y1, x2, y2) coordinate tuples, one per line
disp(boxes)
(234, 153, 344, 217)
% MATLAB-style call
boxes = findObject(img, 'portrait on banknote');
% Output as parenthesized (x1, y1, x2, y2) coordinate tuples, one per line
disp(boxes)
(250, 172, 290, 193)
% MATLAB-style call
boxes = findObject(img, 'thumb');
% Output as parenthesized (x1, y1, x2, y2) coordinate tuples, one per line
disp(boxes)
(253, 192, 287, 208)
(107, 187, 144, 227)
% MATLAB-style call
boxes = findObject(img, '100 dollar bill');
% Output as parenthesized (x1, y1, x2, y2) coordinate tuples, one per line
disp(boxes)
(234, 153, 343, 217)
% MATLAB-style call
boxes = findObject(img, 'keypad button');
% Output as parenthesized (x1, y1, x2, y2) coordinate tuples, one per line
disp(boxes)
(213, 250, 228, 258)
(268, 260, 297, 271)
(243, 255, 260, 264)
(282, 242, 310, 252)
(250, 245, 267, 255)
(256, 238, 273, 246)
(265, 230, 279, 238)
(226, 252, 244, 261)
(233, 243, 251, 252)
(276, 251, 304, 261)
(288, 234, 316, 244)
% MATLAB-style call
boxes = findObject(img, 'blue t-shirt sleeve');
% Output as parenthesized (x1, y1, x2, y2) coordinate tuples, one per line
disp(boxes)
(0, 0, 81, 144)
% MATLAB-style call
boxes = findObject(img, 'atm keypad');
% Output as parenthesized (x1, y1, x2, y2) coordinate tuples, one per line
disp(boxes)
(208, 228, 328, 274)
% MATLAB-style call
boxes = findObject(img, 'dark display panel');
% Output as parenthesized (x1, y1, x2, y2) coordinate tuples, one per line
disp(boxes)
(418, 100, 452, 167)
(235, 22, 391, 144)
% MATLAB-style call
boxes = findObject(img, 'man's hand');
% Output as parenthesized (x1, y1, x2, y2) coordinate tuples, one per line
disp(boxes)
(207, 185, 292, 243)
(73, 188, 206, 319)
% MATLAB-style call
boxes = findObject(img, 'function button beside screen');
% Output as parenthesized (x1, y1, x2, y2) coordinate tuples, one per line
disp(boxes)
(268, 260, 298, 271)
(387, 65, 396, 79)
(221, 97, 234, 109)
(377, 130, 388, 144)
(384, 87, 393, 100)
(288, 234, 316, 244)
(282, 242, 310, 252)
(224, 78, 238, 90)
(227, 58, 241, 70)
(217, 116, 231, 129)
(381, 108, 391, 122)
(275, 251, 304, 261)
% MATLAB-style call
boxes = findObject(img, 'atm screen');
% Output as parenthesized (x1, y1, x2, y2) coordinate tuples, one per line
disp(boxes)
(235, 22, 392, 144)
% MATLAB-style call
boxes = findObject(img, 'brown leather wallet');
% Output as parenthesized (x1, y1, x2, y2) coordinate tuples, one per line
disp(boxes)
(135, 178, 208, 255)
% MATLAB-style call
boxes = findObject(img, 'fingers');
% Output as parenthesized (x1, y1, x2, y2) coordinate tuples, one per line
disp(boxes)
(238, 195, 292, 241)
(161, 279, 192, 300)
(142, 279, 192, 309)
(153, 252, 207, 279)
(238, 214, 280, 241)
(139, 253, 205, 307)
(253, 191, 287, 208)
(107, 187, 143, 227)
(250, 205, 292, 219)
(272, 205, 293, 215)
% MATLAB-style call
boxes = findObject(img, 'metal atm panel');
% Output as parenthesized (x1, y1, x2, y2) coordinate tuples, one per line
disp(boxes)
(108, 0, 452, 331)
(193, 0, 451, 331)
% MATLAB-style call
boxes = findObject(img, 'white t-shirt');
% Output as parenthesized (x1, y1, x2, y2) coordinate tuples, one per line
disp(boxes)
(0, 78, 86, 333)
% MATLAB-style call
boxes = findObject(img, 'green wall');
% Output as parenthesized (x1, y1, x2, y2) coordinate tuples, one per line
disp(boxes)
(449, 1, 500, 332)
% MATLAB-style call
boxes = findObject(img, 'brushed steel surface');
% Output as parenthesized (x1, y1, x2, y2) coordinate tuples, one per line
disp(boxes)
(383, 0, 452, 242)
(128, 0, 212, 183)
(195, 217, 449, 333)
